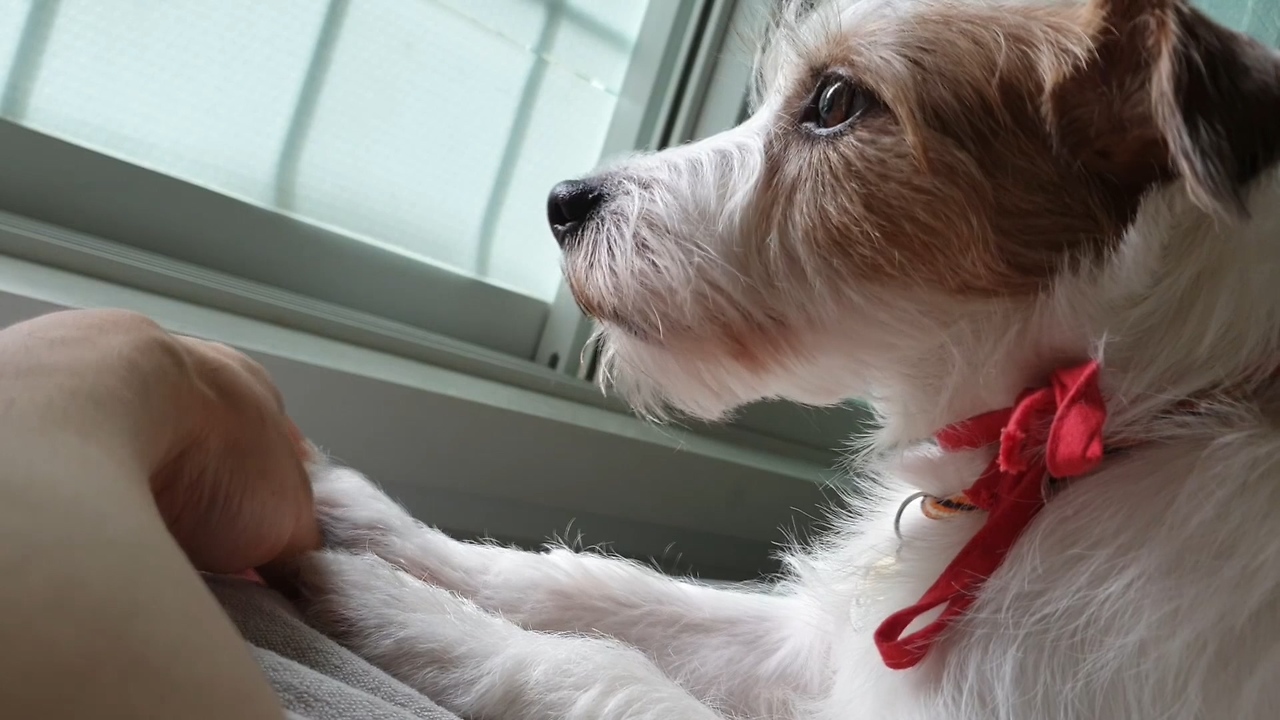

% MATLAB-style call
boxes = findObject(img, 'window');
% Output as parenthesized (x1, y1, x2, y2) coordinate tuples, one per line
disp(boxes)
(0, 0, 732, 361)
(1, 0, 663, 303)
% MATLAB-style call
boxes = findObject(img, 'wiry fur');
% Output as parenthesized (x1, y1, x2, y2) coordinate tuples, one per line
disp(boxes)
(288, 0, 1280, 717)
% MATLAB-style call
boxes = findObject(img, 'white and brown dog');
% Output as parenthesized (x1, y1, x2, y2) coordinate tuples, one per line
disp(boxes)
(291, 0, 1280, 717)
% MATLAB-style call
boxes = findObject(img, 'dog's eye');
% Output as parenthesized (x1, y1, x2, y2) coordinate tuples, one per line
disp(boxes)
(803, 75, 879, 134)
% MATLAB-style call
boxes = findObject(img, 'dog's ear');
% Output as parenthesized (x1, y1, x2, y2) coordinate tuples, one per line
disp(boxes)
(1048, 0, 1280, 216)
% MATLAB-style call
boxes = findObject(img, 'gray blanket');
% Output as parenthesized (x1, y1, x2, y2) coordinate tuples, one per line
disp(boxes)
(207, 575, 459, 720)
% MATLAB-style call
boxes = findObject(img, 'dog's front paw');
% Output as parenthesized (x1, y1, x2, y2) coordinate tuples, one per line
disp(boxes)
(308, 461, 418, 552)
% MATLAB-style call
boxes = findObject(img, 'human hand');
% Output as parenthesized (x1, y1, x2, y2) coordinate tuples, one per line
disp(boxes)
(0, 308, 320, 574)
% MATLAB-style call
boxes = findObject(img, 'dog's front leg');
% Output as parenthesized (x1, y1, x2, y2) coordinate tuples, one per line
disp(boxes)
(293, 550, 723, 720)
(312, 463, 826, 719)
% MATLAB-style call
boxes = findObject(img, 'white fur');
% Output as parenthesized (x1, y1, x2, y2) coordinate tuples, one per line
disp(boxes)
(290, 0, 1280, 716)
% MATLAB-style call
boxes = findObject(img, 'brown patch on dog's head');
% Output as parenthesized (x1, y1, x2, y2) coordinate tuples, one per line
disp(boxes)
(1049, 0, 1280, 217)
(754, 1, 1117, 298)
(754, 0, 1280, 300)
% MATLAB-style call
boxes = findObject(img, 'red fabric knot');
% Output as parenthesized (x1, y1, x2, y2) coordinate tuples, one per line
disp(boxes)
(873, 359, 1107, 670)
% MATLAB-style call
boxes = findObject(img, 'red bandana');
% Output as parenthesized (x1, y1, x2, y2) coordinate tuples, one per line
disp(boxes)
(873, 359, 1108, 670)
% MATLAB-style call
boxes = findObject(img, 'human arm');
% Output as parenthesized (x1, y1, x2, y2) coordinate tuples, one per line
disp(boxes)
(0, 309, 318, 719)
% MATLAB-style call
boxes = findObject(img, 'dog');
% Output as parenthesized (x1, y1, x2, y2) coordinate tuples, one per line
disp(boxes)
(289, 0, 1280, 717)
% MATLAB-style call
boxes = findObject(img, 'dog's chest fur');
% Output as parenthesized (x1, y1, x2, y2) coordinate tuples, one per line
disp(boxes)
(799, 174, 1280, 719)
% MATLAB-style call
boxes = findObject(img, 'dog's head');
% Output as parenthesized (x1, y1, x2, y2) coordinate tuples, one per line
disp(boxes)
(547, 0, 1280, 420)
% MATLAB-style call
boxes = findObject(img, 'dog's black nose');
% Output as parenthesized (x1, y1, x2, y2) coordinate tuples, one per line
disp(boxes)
(547, 179, 606, 249)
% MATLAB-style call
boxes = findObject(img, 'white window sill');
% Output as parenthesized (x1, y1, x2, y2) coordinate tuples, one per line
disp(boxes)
(0, 248, 840, 580)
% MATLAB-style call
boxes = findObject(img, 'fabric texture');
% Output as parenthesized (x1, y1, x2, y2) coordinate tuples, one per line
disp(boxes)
(207, 574, 460, 720)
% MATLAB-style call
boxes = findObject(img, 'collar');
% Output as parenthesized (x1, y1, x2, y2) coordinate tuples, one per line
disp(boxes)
(874, 359, 1107, 670)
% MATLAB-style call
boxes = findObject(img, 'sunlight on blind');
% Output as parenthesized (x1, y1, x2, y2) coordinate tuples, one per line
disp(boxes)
(0, 0, 652, 302)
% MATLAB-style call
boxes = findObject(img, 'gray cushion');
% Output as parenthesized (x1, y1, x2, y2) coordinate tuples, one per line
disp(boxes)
(207, 575, 459, 720)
